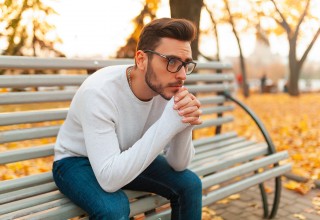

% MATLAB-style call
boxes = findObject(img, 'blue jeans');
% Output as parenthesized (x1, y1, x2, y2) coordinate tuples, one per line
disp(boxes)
(52, 155, 202, 220)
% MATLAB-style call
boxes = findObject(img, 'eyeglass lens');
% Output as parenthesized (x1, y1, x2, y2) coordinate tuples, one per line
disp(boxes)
(167, 59, 195, 74)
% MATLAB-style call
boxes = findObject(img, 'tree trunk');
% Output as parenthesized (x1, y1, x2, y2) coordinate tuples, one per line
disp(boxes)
(224, 0, 249, 97)
(239, 52, 249, 97)
(170, 0, 203, 60)
(288, 38, 300, 96)
(288, 66, 300, 96)
(204, 3, 220, 61)
(269, 0, 320, 96)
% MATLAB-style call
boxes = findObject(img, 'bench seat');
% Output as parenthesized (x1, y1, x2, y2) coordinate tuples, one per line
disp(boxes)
(0, 56, 291, 219)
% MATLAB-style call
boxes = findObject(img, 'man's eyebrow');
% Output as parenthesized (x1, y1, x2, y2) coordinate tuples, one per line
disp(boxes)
(166, 55, 193, 62)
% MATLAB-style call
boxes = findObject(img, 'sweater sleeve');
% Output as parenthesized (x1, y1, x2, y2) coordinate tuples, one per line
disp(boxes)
(164, 126, 195, 171)
(80, 89, 190, 192)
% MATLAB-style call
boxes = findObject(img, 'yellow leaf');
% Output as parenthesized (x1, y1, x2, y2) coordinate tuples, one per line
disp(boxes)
(312, 197, 320, 207)
(265, 185, 273, 194)
(229, 194, 240, 200)
(217, 198, 229, 204)
(284, 181, 300, 190)
(293, 213, 306, 219)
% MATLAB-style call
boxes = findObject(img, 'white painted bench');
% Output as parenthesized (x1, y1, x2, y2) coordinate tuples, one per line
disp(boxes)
(0, 56, 291, 219)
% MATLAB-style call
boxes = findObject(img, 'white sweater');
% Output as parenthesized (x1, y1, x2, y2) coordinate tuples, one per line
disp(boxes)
(54, 65, 195, 192)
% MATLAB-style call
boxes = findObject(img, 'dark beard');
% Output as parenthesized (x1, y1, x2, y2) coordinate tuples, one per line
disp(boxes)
(145, 63, 171, 100)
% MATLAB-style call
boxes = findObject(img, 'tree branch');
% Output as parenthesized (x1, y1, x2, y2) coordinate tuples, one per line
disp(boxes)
(294, 0, 311, 40)
(203, 2, 221, 61)
(270, 0, 291, 34)
(298, 27, 320, 68)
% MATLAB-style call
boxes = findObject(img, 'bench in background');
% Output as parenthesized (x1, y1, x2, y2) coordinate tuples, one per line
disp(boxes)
(0, 56, 291, 219)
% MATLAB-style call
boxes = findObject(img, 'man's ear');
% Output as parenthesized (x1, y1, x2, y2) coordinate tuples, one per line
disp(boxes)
(135, 50, 147, 71)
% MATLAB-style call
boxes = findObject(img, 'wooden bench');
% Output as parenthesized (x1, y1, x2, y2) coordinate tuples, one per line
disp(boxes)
(0, 56, 291, 220)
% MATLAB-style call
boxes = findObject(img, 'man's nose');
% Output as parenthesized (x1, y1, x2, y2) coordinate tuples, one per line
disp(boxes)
(175, 66, 187, 80)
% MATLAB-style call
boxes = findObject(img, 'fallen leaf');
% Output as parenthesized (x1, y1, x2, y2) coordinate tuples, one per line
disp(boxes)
(293, 213, 306, 219)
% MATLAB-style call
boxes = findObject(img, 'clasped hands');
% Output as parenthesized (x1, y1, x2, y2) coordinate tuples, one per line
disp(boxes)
(173, 87, 202, 125)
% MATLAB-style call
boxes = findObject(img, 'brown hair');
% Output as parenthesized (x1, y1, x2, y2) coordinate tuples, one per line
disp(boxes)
(136, 18, 197, 51)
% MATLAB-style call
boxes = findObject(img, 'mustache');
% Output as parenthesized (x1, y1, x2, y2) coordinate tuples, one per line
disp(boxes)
(168, 81, 184, 87)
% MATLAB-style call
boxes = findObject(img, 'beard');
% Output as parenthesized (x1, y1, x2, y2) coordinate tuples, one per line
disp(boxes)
(145, 62, 183, 100)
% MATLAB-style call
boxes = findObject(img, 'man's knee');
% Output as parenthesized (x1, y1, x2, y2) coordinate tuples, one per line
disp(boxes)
(177, 169, 202, 195)
(185, 170, 202, 192)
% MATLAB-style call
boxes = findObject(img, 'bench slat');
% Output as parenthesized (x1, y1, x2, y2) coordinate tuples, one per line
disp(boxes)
(195, 136, 246, 154)
(0, 109, 68, 126)
(146, 211, 171, 220)
(198, 96, 226, 105)
(0, 198, 76, 220)
(0, 75, 87, 88)
(0, 191, 64, 215)
(129, 195, 169, 216)
(0, 182, 57, 205)
(191, 143, 269, 174)
(195, 116, 234, 129)
(145, 210, 171, 220)
(193, 131, 237, 147)
(0, 144, 54, 165)
(0, 56, 133, 70)
(0, 126, 60, 144)
(0, 172, 52, 194)
(187, 84, 234, 93)
(26, 201, 86, 220)
(6, 195, 168, 219)
(202, 164, 292, 206)
(0, 91, 75, 105)
(185, 73, 234, 82)
(201, 151, 289, 189)
(202, 105, 234, 115)
(193, 140, 256, 162)
(195, 136, 248, 155)
(0, 189, 151, 216)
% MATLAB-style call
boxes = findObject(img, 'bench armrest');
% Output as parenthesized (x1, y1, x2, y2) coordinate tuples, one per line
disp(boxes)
(223, 92, 276, 155)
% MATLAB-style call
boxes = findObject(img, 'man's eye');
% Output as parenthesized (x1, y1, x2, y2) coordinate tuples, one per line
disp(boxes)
(168, 59, 179, 66)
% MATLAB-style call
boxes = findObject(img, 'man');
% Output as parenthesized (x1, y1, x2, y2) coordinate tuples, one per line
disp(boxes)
(53, 18, 203, 220)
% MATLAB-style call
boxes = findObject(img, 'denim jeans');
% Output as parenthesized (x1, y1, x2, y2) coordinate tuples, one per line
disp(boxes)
(52, 155, 202, 220)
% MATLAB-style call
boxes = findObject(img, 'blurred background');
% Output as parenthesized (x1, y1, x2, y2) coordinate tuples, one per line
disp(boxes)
(1, 0, 320, 96)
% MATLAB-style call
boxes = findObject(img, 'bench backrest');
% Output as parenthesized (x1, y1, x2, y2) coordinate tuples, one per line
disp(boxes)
(0, 56, 235, 171)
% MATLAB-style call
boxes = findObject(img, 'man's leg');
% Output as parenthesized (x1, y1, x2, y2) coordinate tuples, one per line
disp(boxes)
(123, 155, 202, 220)
(52, 157, 130, 220)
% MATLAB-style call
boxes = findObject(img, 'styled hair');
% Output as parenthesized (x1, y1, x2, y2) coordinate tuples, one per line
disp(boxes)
(136, 18, 197, 51)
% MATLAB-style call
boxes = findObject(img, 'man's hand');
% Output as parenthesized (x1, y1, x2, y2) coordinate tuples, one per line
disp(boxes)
(173, 87, 202, 125)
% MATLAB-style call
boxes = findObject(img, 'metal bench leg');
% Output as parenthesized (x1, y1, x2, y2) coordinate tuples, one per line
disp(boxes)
(258, 182, 269, 218)
(269, 176, 282, 218)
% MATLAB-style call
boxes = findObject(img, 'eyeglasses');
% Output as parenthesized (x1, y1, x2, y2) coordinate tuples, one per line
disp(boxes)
(144, 50, 197, 75)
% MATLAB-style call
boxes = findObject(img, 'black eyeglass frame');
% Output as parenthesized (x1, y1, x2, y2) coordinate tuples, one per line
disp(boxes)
(143, 50, 197, 75)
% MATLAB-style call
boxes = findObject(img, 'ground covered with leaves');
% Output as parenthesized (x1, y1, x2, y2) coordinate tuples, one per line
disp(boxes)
(222, 92, 320, 194)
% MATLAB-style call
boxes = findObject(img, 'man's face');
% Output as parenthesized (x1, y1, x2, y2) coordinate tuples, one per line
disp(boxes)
(144, 38, 193, 100)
